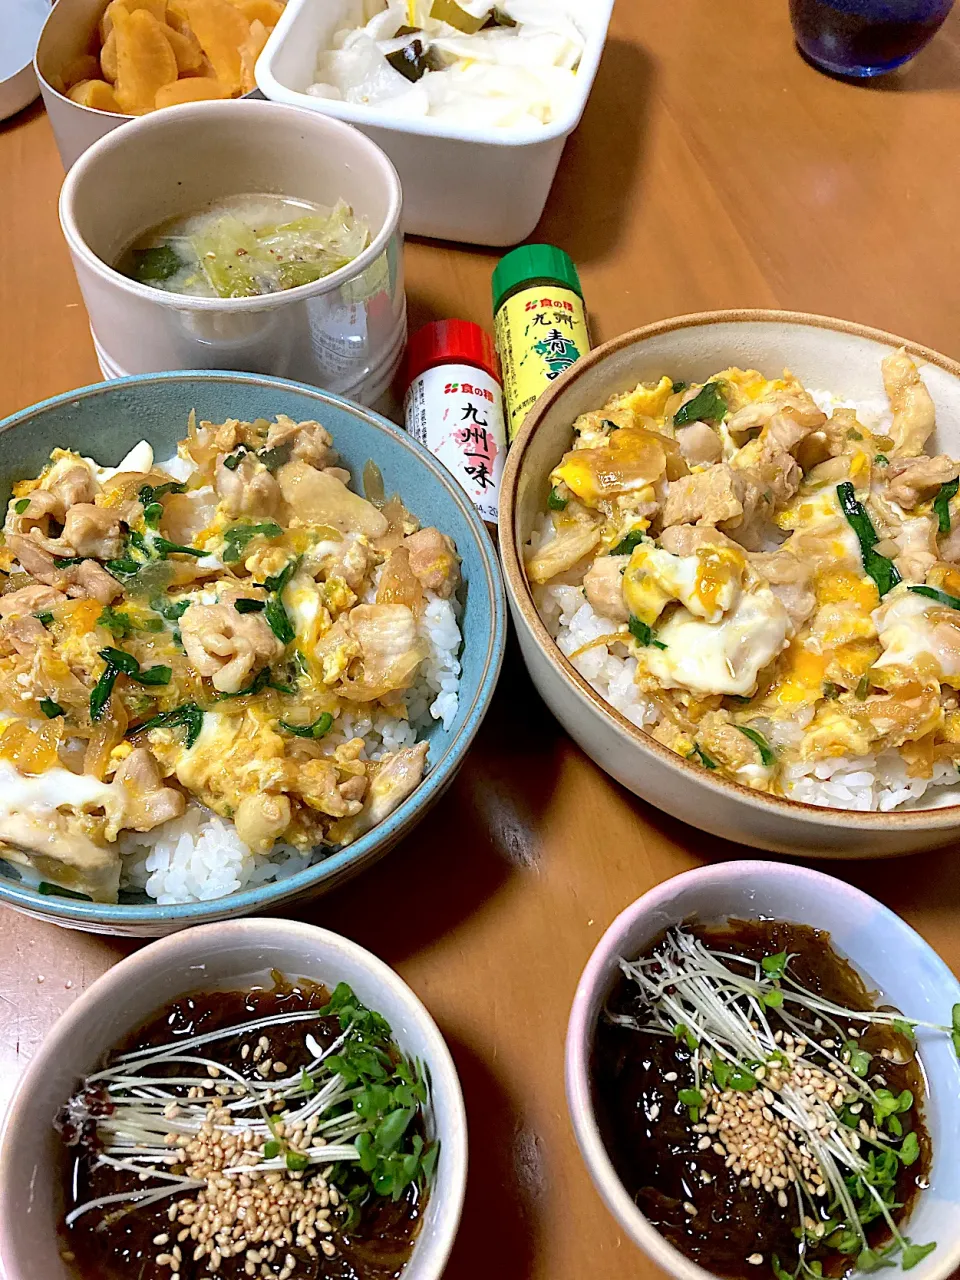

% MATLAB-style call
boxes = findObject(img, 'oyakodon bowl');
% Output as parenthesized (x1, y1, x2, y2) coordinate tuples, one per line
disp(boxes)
(498, 310, 960, 859)
(0, 371, 506, 937)
(58, 99, 406, 406)
(0, 917, 468, 1280)
(565, 861, 960, 1280)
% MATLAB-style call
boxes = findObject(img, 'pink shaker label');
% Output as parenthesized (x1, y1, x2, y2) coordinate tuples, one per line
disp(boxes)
(404, 363, 506, 524)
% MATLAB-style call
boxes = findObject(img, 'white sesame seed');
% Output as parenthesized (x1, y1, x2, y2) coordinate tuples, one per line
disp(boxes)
(747, 1254, 764, 1266)
(683, 1202, 697, 1217)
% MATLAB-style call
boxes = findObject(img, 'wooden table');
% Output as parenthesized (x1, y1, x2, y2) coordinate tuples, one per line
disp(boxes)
(3, 2, 960, 1277)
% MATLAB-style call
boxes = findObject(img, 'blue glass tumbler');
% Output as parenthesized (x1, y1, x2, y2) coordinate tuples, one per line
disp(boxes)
(789, 0, 954, 76)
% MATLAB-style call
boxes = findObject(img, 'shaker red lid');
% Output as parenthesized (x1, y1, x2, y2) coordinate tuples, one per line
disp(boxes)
(406, 320, 501, 386)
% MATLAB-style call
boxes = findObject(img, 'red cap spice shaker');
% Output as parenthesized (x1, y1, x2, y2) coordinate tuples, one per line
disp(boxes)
(404, 320, 507, 527)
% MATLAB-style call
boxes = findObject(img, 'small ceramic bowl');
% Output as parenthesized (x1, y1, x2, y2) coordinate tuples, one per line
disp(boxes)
(499, 310, 960, 858)
(566, 860, 960, 1280)
(0, 371, 505, 936)
(0, 917, 468, 1280)
(59, 98, 406, 405)
(34, 0, 258, 170)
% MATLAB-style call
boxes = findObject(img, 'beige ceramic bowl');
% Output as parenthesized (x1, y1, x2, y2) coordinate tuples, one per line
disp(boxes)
(499, 311, 960, 859)
(58, 98, 406, 404)
(0, 918, 468, 1280)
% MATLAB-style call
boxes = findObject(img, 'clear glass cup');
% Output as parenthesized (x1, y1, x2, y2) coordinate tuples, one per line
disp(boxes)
(789, 0, 954, 77)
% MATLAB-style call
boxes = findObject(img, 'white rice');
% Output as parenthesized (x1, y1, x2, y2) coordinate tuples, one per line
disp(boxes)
(532, 387, 960, 815)
(1, 447, 466, 907)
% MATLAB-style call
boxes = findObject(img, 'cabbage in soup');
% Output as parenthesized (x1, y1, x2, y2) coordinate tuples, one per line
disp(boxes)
(117, 194, 369, 299)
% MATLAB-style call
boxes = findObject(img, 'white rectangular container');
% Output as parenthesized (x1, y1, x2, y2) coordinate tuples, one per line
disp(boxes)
(256, 0, 613, 247)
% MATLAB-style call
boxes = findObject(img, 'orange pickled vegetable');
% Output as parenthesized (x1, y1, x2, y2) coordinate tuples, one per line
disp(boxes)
(239, 17, 269, 92)
(155, 76, 229, 106)
(100, 0, 169, 41)
(162, 22, 203, 72)
(67, 79, 122, 111)
(182, 0, 250, 93)
(62, 53, 102, 89)
(228, 0, 283, 26)
(114, 6, 179, 113)
(100, 28, 118, 81)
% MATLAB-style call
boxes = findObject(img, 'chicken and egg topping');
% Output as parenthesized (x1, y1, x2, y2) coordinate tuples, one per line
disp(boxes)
(0, 414, 461, 903)
(530, 352, 960, 804)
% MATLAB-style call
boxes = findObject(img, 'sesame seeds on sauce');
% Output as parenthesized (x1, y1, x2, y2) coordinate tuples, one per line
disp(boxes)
(592, 921, 932, 1280)
(59, 979, 428, 1280)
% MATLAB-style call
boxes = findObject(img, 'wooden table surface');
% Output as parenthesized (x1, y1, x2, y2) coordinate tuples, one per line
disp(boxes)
(4, 2, 960, 1278)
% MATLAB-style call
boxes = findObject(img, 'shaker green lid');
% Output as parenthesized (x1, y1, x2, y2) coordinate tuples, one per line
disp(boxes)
(492, 244, 583, 314)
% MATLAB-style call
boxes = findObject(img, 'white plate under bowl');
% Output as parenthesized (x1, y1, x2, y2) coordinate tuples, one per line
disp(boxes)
(0, 0, 49, 121)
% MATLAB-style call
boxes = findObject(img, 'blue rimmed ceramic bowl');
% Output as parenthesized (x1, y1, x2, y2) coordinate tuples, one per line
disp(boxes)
(0, 372, 506, 936)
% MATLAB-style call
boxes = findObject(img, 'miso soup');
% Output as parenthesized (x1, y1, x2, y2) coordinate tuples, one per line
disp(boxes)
(118, 194, 369, 299)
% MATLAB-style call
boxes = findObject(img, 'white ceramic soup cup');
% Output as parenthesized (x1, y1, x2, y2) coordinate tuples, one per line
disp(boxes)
(58, 99, 406, 403)
(0, 917, 467, 1280)
(499, 310, 960, 858)
(566, 861, 960, 1280)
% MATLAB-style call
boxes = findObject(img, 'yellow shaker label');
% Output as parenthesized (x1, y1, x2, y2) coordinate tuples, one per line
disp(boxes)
(495, 285, 590, 440)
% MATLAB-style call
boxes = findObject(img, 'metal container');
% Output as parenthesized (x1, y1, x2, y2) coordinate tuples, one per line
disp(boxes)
(58, 99, 407, 404)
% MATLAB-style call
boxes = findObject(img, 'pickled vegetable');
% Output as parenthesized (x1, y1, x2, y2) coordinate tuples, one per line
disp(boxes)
(67, 79, 122, 111)
(113, 6, 179, 114)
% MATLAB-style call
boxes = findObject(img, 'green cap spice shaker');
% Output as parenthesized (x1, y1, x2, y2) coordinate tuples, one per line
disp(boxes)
(492, 244, 591, 442)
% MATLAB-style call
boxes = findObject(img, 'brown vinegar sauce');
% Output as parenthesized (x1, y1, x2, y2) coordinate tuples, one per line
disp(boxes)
(592, 922, 931, 1280)
(60, 977, 425, 1280)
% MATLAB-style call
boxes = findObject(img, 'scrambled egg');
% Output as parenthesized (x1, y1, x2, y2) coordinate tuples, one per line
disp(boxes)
(532, 351, 960, 801)
(0, 414, 462, 901)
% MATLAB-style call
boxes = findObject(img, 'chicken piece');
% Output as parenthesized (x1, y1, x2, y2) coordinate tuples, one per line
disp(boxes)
(403, 527, 461, 599)
(733, 434, 801, 511)
(5, 535, 75, 588)
(377, 548, 425, 614)
(657, 525, 741, 557)
(661, 464, 758, 531)
(748, 550, 816, 630)
(321, 535, 372, 592)
(5, 489, 64, 540)
(725, 392, 826, 446)
(265, 416, 336, 469)
(277, 460, 388, 538)
(233, 792, 292, 853)
(112, 748, 186, 831)
(298, 758, 366, 819)
(74, 559, 123, 604)
(329, 741, 428, 844)
(180, 601, 285, 693)
(696, 709, 769, 775)
(346, 603, 424, 694)
(0, 583, 66, 620)
(60, 504, 123, 559)
(893, 515, 939, 584)
(885, 455, 960, 509)
(50, 464, 98, 509)
(1, 615, 50, 657)
(675, 421, 722, 467)
(583, 554, 630, 622)
(215, 453, 284, 520)
(882, 349, 936, 457)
